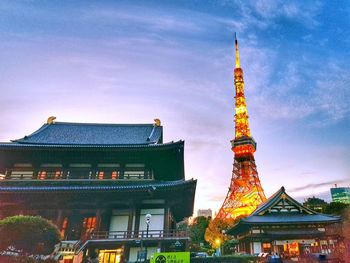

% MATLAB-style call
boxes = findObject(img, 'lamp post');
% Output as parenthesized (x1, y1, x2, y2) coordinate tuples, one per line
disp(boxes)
(145, 213, 152, 261)
(215, 238, 221, 256)
(221, 230, 226, 256)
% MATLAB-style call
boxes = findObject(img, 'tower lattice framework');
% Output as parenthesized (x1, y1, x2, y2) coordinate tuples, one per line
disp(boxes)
(215, 35, 266, 221)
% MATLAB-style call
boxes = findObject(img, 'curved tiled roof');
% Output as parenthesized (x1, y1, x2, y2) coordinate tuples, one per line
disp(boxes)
(0, 179, 196, 193)
(241, 214, 341, 224)
(228, 186, 341, 235)
(251, 186, 316, 216)
(0, 140, 182, 149)
(12, 122, 163, 145)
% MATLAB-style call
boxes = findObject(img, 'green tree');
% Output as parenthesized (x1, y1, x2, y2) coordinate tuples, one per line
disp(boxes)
(0, 215, 61, 255)
(303, 196, 328, 213)
(324, 202, 350, 216)
(205, 217, 233, 248)
(189, 216, 210, 245)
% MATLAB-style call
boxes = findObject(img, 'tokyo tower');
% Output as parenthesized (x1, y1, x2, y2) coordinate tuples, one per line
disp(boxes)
(216, 35, 266, 221)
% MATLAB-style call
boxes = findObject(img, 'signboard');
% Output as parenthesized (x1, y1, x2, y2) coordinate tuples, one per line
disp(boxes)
(150, 252, 190, 263)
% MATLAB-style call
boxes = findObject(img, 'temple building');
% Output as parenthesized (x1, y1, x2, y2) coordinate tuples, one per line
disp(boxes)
(0, 118, 197, 263)
(228, 187, 342, 258)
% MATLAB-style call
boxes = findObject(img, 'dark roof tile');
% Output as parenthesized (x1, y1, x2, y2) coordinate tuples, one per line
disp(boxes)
(12, 122, 163, 145)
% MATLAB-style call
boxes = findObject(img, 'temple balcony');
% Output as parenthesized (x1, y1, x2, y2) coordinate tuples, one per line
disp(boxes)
(73, 229, 190, 253)
(3, 168, 154, 180)
(89, 229, 189, 240)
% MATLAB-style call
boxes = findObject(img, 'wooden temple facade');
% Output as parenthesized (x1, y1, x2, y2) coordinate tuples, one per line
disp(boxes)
(0, 120, 197, 263)
(228, 187, 342, 259)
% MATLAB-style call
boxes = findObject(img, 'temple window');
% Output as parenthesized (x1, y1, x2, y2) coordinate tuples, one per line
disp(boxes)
(68, 163, 92, 179)
(38, 171, 46, 180)
(60, 217, 68, 239)
(82, 216, 97, 239)
(98, 171, 104, 180)
(111, 171, 118, 179)
(39, 164, 63, 180)
(10, 164, 33, 180)
(124, 164, 147, 179)
(97, 164, 120, 179)
(262, 243, 271, 252)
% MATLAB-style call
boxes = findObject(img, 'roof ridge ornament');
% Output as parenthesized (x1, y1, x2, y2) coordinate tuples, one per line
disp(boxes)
(154, 118, 161, 126)
(47, 116, 56, 124)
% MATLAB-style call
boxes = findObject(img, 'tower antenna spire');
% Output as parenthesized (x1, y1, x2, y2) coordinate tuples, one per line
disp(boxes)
(235, 32, 240, 68)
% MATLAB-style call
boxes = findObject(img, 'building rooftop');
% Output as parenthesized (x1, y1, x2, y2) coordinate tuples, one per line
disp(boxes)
(228, 186, 341, 235)
(0, 178, 195, 193)
(10, 121, 163, 146)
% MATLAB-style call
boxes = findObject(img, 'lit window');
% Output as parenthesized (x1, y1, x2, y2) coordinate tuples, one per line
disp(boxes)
(83, 216, 97, 238)
(98, 171, 104, 180)
(55, 171, 62, 179)
(38, 171, 46, 180)
(61, 217, 68, 239)
(112, 171, 118, 180)
(11, 171, 34, 180)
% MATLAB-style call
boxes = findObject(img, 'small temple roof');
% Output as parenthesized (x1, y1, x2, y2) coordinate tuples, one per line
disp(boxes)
(228, 186, 341, 235)
(10, 122, 163, 146)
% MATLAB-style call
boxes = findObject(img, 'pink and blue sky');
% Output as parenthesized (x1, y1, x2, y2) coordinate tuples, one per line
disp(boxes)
(0, 0, 349, 213)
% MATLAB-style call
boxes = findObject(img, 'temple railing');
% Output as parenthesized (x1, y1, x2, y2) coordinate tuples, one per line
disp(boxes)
(4, 169, 154, 180)
(88, 229, 189, 240)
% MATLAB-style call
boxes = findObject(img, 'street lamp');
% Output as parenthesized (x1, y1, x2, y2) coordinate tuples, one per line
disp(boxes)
(221, 230, 226, 256)
(215, 238, 221, 256)
(145, 214, 152, 261)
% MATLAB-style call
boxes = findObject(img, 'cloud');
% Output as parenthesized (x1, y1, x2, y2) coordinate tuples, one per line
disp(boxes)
(244, 52, 350, 126)
(240, 0, 322, 28)
(81, 8, 203, 34)
(288, 178, 350, 193)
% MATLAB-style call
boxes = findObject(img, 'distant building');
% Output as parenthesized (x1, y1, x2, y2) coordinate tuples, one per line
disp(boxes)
(331, 186, 350, 204)
(197, 209, 212, 218)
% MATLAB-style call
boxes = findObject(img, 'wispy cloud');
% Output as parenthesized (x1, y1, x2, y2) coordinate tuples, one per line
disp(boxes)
(288, 178, 350, 193)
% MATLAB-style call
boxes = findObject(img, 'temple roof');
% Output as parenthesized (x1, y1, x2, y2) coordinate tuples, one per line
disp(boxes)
(228, 186, 341, 235)
(0, 179, 195, 193)
(238, 214, 341, 224)
(10, 122, 163, 146)
(0, 179, 197, 221)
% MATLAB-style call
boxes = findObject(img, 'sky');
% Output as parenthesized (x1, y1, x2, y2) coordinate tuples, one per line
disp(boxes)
(0, 0, 349, 214)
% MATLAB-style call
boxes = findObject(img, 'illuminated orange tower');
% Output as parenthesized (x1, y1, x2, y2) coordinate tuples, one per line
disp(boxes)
(216, 35, 266, 220)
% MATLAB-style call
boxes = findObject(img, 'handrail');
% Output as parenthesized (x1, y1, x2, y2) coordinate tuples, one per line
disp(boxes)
(90, 229, 189, 240)
(71, 229, 188, 253)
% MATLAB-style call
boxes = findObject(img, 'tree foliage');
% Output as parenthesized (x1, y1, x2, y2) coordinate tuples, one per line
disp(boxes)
(189, 216, 210, 245)
(205, 218, 233, 248)
(324, 202, 349, 216)
(0, 215, 61, 255)
(304, 197, 328, 205)
(303, 197, 328, 213)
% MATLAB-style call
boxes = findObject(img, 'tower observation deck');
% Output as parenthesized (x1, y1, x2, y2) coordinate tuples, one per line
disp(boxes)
(215, 35, 266, 221)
